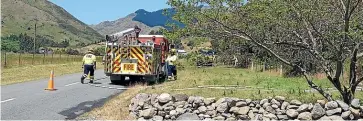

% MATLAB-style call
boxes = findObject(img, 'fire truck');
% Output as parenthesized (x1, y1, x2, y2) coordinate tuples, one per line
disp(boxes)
(104, 28, 169, 84)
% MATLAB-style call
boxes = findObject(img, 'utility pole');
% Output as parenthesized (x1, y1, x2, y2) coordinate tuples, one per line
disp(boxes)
(32, 23, 37, 65)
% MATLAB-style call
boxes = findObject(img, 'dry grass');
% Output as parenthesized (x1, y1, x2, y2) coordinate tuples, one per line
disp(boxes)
(78, 85, 147, 120)
(1, 62, 103, 85)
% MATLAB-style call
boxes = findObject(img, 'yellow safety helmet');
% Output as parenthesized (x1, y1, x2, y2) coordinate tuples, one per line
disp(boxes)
(87, 49, 94, 53)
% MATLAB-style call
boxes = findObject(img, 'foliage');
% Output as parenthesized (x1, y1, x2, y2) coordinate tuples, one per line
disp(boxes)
(167, 0, 363, 103)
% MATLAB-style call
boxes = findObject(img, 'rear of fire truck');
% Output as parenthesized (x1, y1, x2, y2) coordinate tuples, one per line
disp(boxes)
(104, 28, 169, 84)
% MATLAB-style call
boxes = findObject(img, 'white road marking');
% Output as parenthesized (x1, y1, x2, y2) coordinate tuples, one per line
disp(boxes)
(1, 98, 15, 103)
(65, 82, 79, 87)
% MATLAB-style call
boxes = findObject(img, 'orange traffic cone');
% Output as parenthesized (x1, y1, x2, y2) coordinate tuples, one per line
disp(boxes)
(45, 70, 57, 91)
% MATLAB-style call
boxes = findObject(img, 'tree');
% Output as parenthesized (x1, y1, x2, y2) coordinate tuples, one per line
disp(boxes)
(168, 0, 363, 103)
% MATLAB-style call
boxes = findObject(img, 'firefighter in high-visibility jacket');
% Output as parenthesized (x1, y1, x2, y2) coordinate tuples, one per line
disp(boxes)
(81, 49, 97, 84)
(166, 49, 178, 80)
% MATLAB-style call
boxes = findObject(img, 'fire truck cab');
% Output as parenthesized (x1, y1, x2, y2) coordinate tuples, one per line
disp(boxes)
(104, 28, 169, 84)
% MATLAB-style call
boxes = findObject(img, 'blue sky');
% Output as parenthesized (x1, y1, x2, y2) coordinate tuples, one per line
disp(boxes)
(49, 0, 169, 25)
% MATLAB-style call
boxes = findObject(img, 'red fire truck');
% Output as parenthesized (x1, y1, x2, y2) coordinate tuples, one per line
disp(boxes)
(104, 28, 169, 84)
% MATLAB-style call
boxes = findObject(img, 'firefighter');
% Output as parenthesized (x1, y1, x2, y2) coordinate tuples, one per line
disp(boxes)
(166, 48, 178, 80)
(81, 49, 97, 84)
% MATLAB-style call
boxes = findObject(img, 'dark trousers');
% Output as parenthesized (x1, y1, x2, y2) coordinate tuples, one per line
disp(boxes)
(83, 65, 94, 80)
(168, 65, 177, 76)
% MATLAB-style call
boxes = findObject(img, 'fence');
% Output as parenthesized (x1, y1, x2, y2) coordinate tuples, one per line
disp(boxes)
(1, 52, 102, 68)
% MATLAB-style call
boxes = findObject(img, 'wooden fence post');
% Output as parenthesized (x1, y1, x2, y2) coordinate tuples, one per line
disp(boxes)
(4, 52, 7, 67)
(51, 53, 54, 64)
(43, 53, 45, 64)
(18, 53, 21, 66)
(251, 61, 254, 71)
(280, 65, 283, 76)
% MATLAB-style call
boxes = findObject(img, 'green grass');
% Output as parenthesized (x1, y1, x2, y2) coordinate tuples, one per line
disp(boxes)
(142, 66, 363, 103)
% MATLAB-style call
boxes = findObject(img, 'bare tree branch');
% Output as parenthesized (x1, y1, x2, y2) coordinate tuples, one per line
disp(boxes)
(358, 52, 363, 58)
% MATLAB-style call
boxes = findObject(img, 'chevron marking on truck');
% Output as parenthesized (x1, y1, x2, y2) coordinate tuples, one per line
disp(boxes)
(121, 48, 127, 58)
(113, 47, 121, 73)
(131, 47, 146, 73)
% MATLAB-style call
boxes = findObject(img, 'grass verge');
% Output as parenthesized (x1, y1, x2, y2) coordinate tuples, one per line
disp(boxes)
(1, 62, 103, 85)
(77, 63, 363, 120)
(77, 85, 146, 120)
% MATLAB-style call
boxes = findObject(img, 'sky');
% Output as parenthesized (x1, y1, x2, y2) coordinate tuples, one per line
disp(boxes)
(49, 0, 170, 25)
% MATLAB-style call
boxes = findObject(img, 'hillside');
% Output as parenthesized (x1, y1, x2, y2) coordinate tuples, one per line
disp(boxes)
(1, 0, 103, 46)
(91, 8, 183, 35)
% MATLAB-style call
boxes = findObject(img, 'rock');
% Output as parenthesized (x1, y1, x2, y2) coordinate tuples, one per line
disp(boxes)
(164, 106, 174, 112)
(204, 98, 216, 105)
(236, 106, 250, 115)
(213, 116, 225, 120)
(198, 106, 207, 114)
(222, 113, 232, 118)
(317, 100, 326, 106)
(262, 117, 270, 121)
(263, 103, 271, 109)
(318, 116, 330, 120)
(172, 94, 188, 102)
(249, 103, 255, 107)
(286, 109, 299, 118)
(188, 96, 195, 103)
(297, 112, 312, 120)
(258, 108, 265, 114)
(204, 114, 211, 118)
(236, 101, 248, 107)
(271, 99, 280, 106)
(251, 108, 259, 113)
(140, 109, 156, 119)
(297, 104, 309, 112)
(326, 108, 342, 116)
(137, 117, 146, 121)
(308, 103, 314, 111)
(256, 104, 261, 109)
(229, 107, 239, 113)
(174, 101, 186, 108)
(277, 115, 289, 120)
(165, 115, 171, 119)
(260, 99, 269, 105)
(290, 100, 302, 106)
(134, 93, 150, 102)
(226, 117, 236, 121)
(246, 99, 252, 105)
(193, 110, 200, 114)
(152, 116, 163, 121)
(217, 102, 229, 113)
(350, 107, 360, 118)
(150, 94, 158, 104)
(276, 109, 286, 115)
(157, 111, 166, 117)
(325, 101, 339, 110)
(328, 115, 344, 120)
(264, 113, 278, 120)
(254, 114, 263, 120)
(206, 110, 217, 116)
(311, 103, 325, 119)
(287, 105, 299, 109)
(248, 112, 255, 119)
(203, 118, 213, 121)
(341, 111, 351, 119)
(275, 96, 286, 102)
(265, 106, 276, 114)
(336, 100, 349, 111)
(207, 106, 215, 111)
(271, 104, 279, 109)
(351, 99, 360, 109)
(198, 114, 204, 119)
(176, 107, 185, 114)
(158, 93, 172, 104)
(236, 115, 249, 120)
(170, 110, 178, 116)
(194, 96, 205, 104)
(281, 102, 289, 110)
(176, 113, 200, 120)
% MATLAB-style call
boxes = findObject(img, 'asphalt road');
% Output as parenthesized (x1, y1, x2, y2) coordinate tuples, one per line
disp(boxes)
(1, 70, 126, 120)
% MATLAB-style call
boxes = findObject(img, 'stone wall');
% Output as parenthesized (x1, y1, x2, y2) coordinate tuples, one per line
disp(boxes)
(129, 93, 363, 120)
